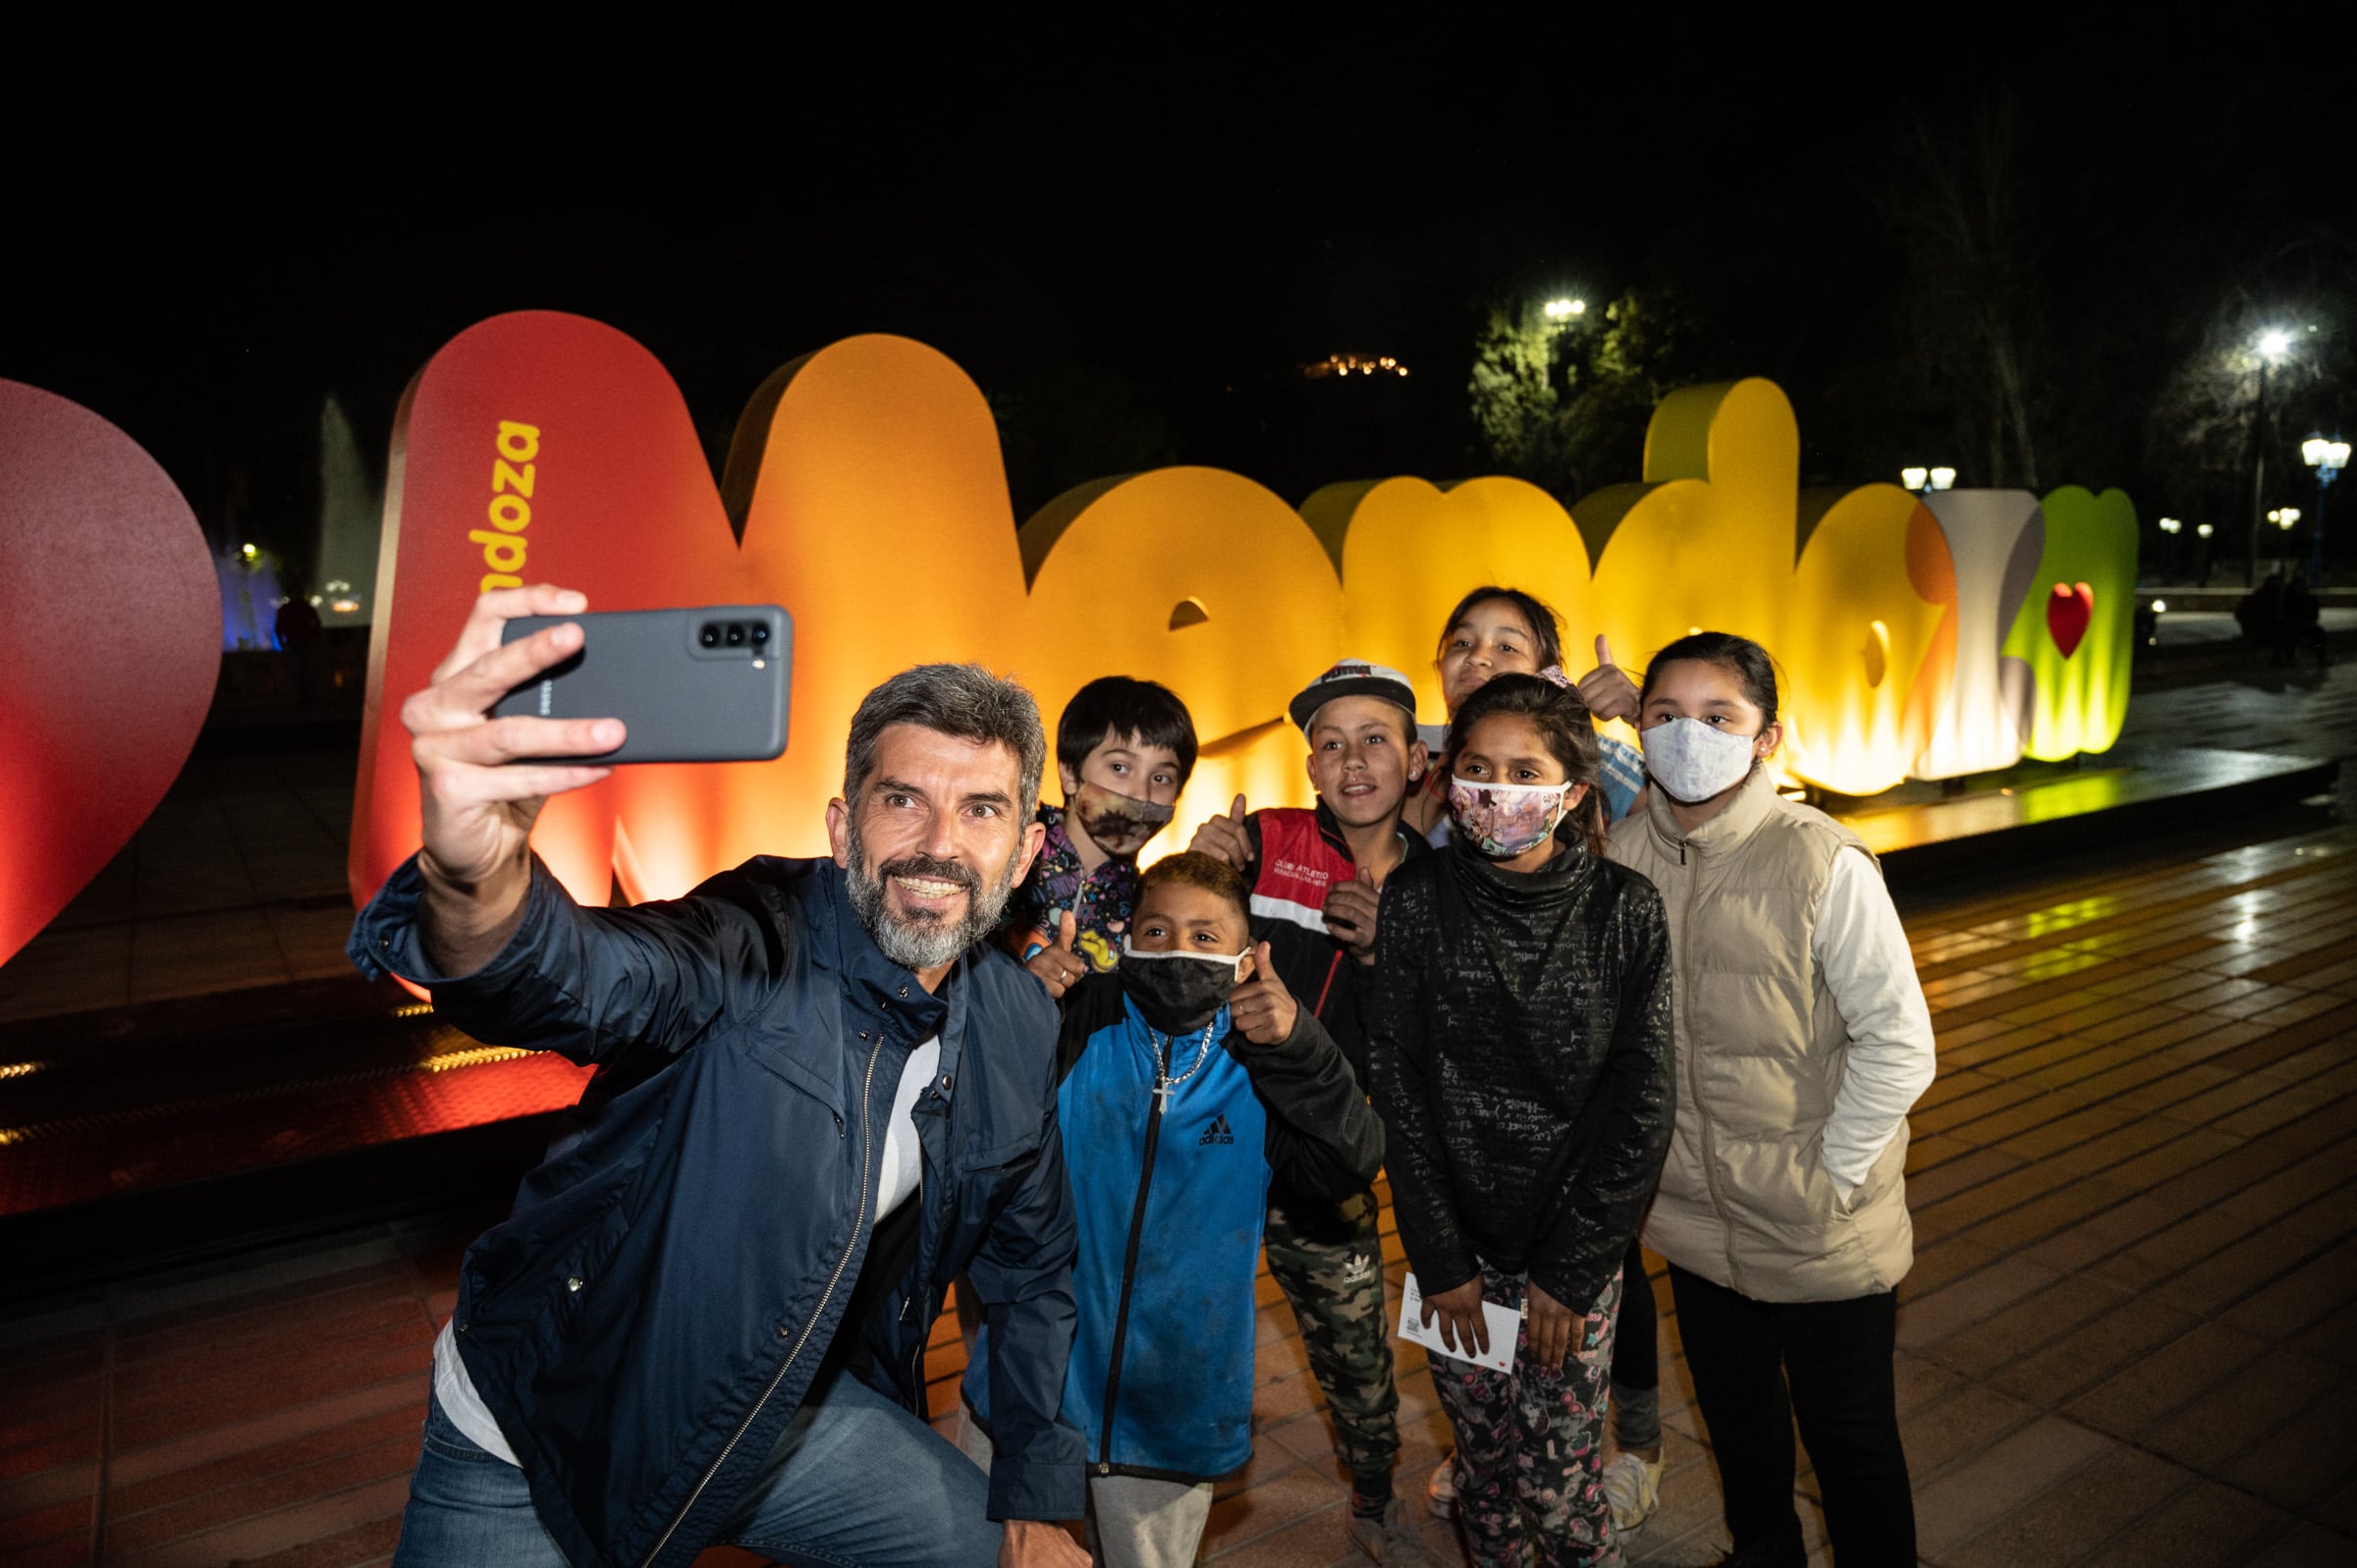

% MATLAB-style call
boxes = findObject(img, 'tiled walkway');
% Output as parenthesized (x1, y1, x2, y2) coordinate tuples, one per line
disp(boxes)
(4, 810, 2352, 1566)
(0, 737, 356, 1025)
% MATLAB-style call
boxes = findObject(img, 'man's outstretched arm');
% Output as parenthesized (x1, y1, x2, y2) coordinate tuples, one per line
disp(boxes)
(399, 583, 624, 975)
(352, 583, 769, 1063)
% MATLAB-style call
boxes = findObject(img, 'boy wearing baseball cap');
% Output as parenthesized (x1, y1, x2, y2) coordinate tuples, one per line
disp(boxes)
(1188, 659, 1439, 1567)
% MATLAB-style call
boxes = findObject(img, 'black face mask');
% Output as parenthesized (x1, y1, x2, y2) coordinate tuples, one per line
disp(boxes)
(1118, 946, 1244, 1035)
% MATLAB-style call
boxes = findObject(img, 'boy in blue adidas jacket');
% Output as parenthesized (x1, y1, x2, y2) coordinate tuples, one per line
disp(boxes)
(963, 851, 1383, 1566)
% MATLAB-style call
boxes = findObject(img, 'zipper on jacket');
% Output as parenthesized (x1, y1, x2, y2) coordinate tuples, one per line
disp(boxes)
(1095, 1035, 1171, 1474)
(639, 1035, 887, 1568)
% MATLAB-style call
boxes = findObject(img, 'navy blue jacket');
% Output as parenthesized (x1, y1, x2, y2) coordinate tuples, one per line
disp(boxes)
(351, 853, 1085, 1568)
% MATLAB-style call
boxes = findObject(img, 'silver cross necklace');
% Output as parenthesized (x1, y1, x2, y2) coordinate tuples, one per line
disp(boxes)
(1150, 1020, 1222, 1111)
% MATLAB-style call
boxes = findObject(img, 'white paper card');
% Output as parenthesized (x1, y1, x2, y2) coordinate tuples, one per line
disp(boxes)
(1397, 1271, 1518, 1373)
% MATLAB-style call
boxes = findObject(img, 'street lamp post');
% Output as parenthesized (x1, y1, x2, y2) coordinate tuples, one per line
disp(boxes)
(2248, 328, 2294, 587)
(2269, 508, 2302, 570)
(2304, 434, 2350, 585)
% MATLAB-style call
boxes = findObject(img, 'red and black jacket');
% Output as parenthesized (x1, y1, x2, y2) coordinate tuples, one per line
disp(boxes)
(1237, 800, 1428, 1091)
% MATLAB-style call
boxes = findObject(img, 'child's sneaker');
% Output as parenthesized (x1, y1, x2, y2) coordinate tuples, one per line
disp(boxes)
(1424, 1457, 1455, 1519)
(1600, 1450, 1663, 1532)
(1344, 1497, 1441, 1566)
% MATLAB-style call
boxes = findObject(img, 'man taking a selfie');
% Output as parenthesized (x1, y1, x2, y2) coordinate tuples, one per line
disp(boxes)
(350, 585, 1090, 1568)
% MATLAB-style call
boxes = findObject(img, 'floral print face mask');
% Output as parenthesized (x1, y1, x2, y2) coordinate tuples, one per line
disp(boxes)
(1447, 777, 1570, 859)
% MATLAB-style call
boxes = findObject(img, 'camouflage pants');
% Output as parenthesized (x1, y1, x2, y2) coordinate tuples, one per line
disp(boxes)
(1431, 1265, 1620, 1568)
(1263, 1189, 1399, 1481)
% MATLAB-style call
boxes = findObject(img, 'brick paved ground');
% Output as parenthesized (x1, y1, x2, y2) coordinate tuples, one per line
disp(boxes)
(5, 806, 2351, 1567)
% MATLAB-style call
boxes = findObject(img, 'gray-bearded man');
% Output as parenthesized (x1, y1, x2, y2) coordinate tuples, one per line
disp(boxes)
(354, 585, 1090, 1568)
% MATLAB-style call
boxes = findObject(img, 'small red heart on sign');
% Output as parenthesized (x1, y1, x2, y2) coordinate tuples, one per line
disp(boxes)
(2046, 580, 2094, 660)
(0, 382, 220, 971)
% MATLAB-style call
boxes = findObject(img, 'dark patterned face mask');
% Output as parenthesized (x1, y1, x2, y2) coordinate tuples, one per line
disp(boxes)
(1070, 781, 1176, 856)
(1118, 940, 1246, 1033)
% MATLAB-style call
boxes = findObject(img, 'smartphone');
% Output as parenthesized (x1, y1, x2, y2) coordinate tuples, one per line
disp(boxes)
(492, 605, 791, 764)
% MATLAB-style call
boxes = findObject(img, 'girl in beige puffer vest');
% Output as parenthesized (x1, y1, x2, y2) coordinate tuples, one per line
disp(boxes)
(1608, 632, 1935, 1568)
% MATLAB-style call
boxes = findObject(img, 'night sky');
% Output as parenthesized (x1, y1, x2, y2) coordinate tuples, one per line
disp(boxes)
(7, 18, 2347, 571)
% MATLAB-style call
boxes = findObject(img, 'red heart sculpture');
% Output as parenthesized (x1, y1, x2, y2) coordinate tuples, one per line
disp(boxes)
(0, 382, 219, 970)
(2046, 580, 2093, 660)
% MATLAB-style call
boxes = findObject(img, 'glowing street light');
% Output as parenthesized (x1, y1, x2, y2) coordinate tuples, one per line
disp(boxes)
(2268, 507, 2303, 570)
(2158, 517, 2183, 534)
(2247, 325, 2302, 585)
(2304, 434, 2349, 584)
(1930, 466, 1956, 491)
(1900, 466, 1956, 492)
(2197, 523, 2215, 538)
(1543, 297, 1587, 321)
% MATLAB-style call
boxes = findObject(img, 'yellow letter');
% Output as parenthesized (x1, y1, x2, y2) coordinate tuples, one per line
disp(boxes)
(496, 421, 541, 462)
(469, 529, 526, 573)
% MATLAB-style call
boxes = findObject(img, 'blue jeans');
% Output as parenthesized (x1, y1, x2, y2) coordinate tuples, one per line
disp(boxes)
(394, 1369, 1001, 1567)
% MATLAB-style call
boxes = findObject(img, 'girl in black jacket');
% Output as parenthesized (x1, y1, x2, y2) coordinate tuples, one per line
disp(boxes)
(1368, 673, 1674, 1568)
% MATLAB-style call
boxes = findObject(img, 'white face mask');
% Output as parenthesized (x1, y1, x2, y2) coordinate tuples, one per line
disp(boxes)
(1642, 717, 1759, 803)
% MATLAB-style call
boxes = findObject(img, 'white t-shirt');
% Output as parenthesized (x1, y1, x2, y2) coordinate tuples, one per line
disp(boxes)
(434, 1037, 941, 1465)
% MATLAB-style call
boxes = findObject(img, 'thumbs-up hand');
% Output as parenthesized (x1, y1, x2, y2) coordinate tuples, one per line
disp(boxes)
(1188, 791, 1254, 871)
(1229, 941, 1297, 1046)
(1322, 862, 1384, 966)
(1577, 633, 1639, 724)
(1023, 908, 1091, 1000)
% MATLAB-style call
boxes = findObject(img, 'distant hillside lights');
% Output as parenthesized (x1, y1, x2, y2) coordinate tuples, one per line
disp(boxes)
(1304, 353, 1409, 380)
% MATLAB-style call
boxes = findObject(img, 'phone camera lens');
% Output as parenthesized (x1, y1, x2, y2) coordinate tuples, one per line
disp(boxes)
(749, 623, 771, 645)
(699, 624, 721, 648)
(725, 623, 746, 647)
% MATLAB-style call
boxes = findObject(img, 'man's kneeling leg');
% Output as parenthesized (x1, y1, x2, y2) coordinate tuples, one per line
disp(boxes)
(725, 1366, 1001, 1568)
(392, 1395, 574, 1568)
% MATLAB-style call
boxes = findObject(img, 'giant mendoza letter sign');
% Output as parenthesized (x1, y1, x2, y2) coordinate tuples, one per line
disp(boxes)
(0, 320, 2143, 978)
(349, 312, 2137, 914)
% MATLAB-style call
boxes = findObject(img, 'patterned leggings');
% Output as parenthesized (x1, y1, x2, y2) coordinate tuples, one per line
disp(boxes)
(1429, 1265, 1621, 1568)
